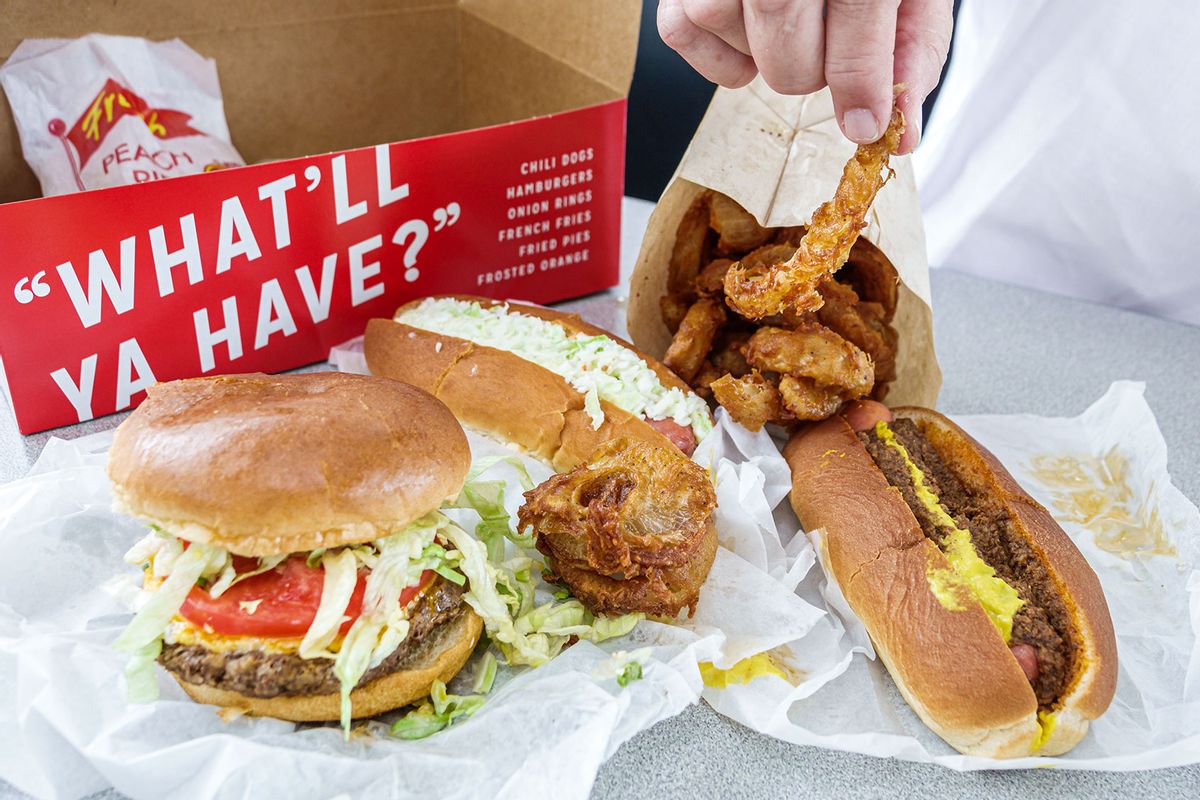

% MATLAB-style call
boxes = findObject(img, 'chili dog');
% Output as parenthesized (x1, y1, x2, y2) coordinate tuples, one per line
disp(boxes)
(784, 403, 1117, 757)
(365, 296, 714, 469)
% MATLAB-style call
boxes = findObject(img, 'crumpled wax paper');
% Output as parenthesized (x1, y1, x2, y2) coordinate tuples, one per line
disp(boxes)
(701, 380, 1200, 770)
(0, 343, 829, 800)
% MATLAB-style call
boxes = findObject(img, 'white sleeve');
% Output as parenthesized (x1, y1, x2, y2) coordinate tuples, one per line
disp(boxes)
(914, 0, 1200, 326)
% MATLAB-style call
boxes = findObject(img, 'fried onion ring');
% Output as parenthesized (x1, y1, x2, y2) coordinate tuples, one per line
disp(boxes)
(722, 104, 904, 319)
(660, 293, 691, 334)
(709, 191, 771, 254)
(693, 258, 735, 297)
(518, 439, 717, 617)
(541, 521, 717, 619)
(815, 278, 895, 384)
(663, 298, 726, 382)
(743, 324, 874, 397)
(778, 375, 844, 421)
(667, 192, 712, 297)
(709, 371, 781, 432)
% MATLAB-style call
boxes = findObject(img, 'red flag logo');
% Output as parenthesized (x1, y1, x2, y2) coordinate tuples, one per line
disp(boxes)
(62, 78, 204, 168)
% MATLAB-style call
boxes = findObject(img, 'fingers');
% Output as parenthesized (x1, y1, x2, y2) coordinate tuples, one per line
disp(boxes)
(893, 0, 954, 153)
(742, 0, 827, 95)
(680, 0, 751, 54)
(658, 0, 955, 153)
(825, 0, 901, 144)
(658, 0, 758, 87)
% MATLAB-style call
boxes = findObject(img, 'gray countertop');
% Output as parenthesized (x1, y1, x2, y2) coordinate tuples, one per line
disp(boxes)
(3, 267, 1198, 798)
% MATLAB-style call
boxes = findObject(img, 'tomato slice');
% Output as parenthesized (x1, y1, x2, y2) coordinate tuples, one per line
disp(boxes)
(178, 555, 434, 638)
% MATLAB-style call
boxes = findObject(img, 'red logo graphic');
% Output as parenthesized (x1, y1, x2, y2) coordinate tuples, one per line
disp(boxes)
(47, 78, 205, 184)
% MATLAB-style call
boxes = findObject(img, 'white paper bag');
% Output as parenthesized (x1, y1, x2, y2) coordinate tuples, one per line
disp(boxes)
(0, 34, 244, 196)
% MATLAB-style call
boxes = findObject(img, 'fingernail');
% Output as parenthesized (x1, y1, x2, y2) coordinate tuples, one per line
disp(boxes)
(842, 108, 881, 143)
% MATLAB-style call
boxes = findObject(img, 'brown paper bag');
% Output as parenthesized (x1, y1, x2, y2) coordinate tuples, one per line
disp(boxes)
(627, 81, 941, 409)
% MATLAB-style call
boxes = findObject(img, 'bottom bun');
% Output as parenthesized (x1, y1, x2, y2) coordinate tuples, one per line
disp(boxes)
(169, 610, 483, 722)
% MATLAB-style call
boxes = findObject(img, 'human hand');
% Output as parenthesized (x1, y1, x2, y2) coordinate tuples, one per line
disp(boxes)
(657, 0, 953, 153)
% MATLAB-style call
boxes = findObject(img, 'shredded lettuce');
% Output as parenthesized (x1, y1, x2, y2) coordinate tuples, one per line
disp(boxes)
(423, 543, 466, 585)
(592, 648, 652, 687)
(473, 651, 498, 694)
(392, 653, 498, 740)
(439, 523, 642, 666)
(206, 553, 287, 598)
(113, 541, 223, 701)
(123, 531, 166, 568)
(617, 660, 643, 687)
(123, 639, 163, 703)
(331, 512, 462, 734)
(583, 386, 604, 430)
(298, 548, 359, 659)
(150, 537, 183, 579)
(390, 679, 488, 740)
(464, 455, 536, 489)
(450, 456, 535, 559)
(398, 298, 712, 441)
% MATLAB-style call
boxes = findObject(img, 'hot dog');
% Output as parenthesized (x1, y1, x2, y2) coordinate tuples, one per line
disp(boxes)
(840, 399, 893, 432)
(365, 296, 714, 469)
(784, 405, 1117, 758)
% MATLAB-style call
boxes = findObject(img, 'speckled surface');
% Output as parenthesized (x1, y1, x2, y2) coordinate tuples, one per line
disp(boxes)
(2, 222, 1198, 797)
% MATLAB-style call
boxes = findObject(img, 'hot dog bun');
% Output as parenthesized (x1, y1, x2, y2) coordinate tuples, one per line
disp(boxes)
(364, 296, 711, 470)
(784, 407, 1116, 757)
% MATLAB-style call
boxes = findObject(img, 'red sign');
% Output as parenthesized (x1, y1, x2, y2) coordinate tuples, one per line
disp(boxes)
(0, 100, 626, 434)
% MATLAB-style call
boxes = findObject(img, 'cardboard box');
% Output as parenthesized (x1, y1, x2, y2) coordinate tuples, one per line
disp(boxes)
(0, 0, 640, 433)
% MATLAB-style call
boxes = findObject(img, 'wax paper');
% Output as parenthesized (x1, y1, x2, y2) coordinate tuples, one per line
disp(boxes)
(0, 346, 827, 800)
(702, 381, 1200, 770)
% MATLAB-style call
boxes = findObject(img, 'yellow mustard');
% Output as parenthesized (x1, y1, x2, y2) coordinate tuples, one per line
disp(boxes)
(699, 654, 788, 688)
(1031, 710, 1057, 751)
(874, 421, 1024, 641)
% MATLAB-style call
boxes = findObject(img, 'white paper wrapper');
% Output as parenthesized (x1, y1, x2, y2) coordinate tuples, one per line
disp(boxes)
(703, 381, 1200, 770)
(0, 343, 831, 800)
(0, 34, 244, 196)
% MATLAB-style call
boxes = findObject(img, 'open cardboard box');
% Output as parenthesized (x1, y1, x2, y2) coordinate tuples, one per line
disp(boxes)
(0, 0, 640, 433)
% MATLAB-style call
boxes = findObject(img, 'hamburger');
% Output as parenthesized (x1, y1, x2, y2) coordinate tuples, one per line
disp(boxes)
(108, 372, 483, 730)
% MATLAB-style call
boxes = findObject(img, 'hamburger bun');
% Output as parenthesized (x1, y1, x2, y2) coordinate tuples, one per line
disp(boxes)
(169, 610, 483, 722)
(107, 372, 470, 556)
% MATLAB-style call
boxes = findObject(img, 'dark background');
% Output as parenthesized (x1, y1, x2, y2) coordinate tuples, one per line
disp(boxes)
(624, 1, 961, 201)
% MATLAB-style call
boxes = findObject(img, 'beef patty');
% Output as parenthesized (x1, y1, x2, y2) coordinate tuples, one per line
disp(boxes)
(160, 577, 465, 698)
(859, 418, 1077, 709)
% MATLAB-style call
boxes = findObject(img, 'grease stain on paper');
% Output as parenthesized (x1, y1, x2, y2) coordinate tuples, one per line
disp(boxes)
(1026, 449, 1175, 560)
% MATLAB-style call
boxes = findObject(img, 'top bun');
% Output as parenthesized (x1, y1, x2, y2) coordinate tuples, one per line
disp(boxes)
(108, 372, 470, 556)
